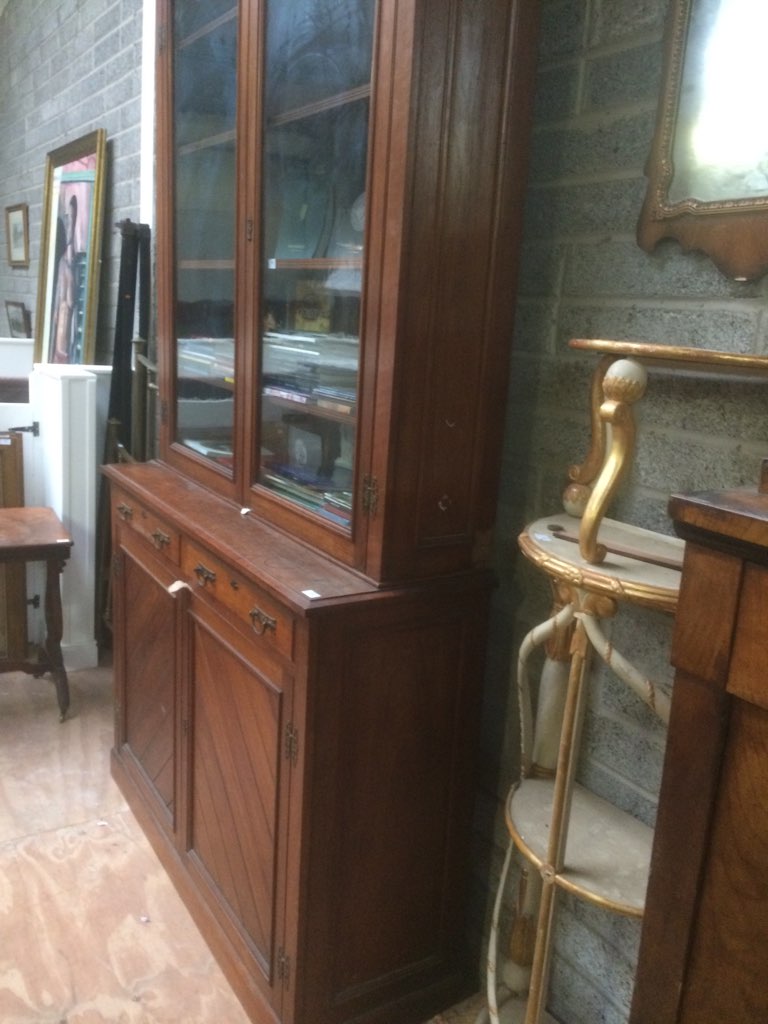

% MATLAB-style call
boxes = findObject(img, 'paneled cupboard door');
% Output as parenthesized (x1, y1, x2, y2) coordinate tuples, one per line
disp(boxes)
(186, 601, 292, 1017)
(113, 531, 182, 837)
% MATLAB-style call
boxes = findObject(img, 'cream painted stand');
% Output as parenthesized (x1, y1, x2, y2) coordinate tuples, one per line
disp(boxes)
(478, 340, 768, 1024)
(479, 518, 681, 1024)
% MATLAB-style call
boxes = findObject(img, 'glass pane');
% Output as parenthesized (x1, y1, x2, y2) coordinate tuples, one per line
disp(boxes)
(258, 0, 375, 530)
(175, 0, 235, 41)
(173, 5, 237, 470)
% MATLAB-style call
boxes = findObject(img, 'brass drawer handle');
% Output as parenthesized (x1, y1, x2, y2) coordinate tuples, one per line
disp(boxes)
(194, 563, 216, 587)
(249, 607, 277, 636)
(151, 528, 171, 549)
(116, 502, 133, 520)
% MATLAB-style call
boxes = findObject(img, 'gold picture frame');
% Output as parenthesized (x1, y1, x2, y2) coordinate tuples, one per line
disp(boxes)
(34, 129, 107, 364)
(638, 0, 768, 280)
(5, 204, 29, 267)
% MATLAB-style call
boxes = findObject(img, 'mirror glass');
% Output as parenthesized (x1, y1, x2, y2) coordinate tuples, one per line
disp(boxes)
(669, 0, 768, 204)
(638, 0, 768, 279)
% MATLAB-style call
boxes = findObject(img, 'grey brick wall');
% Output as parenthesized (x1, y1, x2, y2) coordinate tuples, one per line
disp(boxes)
(475, 1, 768, 1022)
(0, 0, 143, 362)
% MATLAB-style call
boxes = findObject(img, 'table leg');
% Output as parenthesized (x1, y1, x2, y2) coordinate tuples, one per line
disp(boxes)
(44, 556, 70, 721)
(525, 617, 592, 1024)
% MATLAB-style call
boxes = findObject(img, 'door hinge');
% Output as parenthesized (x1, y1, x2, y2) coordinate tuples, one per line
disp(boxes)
(9, 421, 39, 437)
(284, 723, 299, 765)
(158, 23, 167, 55)
(112, 552, 123, 579)
(362, 474, 378, 517)
(246, 217, 254, 242)
(160, 399, 169, 426)
(277, 947, 291, 989)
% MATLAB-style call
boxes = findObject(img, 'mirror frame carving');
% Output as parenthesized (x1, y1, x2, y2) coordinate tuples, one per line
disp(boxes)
(637, 0, 768, 281)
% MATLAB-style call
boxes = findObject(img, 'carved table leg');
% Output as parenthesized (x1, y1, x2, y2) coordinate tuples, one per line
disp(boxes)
(44, 556, 70, 721)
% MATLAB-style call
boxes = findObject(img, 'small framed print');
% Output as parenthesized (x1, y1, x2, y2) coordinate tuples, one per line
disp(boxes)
(5, 204, 29, 268)
(293, 279, 331, 333)
(5, 300, 32, 338)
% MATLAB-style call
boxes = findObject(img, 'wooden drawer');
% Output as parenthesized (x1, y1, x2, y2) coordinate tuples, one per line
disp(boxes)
(181, 539, 294, 661)
(112, 491, 180, 563)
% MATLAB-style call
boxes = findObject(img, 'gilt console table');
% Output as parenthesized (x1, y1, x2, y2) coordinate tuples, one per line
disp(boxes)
(480, 340, 768, 1024)
(482, 514, 682, 1024)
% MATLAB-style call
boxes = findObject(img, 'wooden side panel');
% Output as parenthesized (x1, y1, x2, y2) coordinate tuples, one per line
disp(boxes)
(0, 432, 24, 507)
(670, 542, 742, 685)
(0, 432, 26, 659)
(679, 700, 768, 1024)
(371, 0, 540, 582)
(630, 539, 743, 1024)
(633, 499, 768, 1024)
(629, 672, 729, 1023)
(726, 563, 768, 710)
(676, 561, 768, 1021)
(297, 580, 491, 1023)
(0, 562, 26, 660)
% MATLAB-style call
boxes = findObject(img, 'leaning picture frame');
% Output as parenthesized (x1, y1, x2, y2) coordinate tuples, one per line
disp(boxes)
(5, 300, 32, 338)
(34, 129, 107, 364)
(5, 204, 30, 267)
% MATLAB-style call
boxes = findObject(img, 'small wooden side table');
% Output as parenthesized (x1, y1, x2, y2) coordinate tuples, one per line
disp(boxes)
(0, 506, 73, 721)
(630, 485, 768, 1023)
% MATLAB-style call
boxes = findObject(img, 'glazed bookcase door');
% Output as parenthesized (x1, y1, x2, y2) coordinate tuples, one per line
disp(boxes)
(155, 0, 540, 582)
(158, 0, 241, 497)
(252, 0, 375, 557)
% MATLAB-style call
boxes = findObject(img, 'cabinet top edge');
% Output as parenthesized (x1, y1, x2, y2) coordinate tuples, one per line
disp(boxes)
(104, 461, 379, 608)
(103, 461, 493, 610)
(669, 488, 768, 554)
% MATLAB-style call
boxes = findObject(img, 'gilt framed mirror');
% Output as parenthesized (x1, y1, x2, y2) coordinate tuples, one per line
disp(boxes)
(638, 0, 768, 280)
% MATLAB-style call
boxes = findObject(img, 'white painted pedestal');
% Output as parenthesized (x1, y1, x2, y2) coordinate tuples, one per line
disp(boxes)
(0, 361, 111, 671)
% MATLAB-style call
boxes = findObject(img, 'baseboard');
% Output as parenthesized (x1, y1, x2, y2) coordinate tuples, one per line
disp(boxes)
(63, 640, 99, 671)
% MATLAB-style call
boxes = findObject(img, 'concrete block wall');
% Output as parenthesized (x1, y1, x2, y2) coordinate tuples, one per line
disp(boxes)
(474, 1, 768, 1022)
(0, 0, 144, 362)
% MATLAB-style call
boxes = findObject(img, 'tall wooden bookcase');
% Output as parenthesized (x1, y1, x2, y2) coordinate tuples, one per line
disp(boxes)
(105, 2, 539, 1022)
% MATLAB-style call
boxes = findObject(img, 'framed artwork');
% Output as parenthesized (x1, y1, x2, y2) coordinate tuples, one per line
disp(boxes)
(5, 300, 32, 338)
(34, 129, 107, 364)
(5, 204, 30, 267)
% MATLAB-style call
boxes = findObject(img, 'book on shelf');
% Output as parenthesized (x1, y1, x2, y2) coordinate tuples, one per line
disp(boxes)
(183, 437, 234, 467)
(263, 386, 311, 404)
(316, 397, 354, 414)
(313, 384, 356, 401)
(262, 384, 355, 415)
